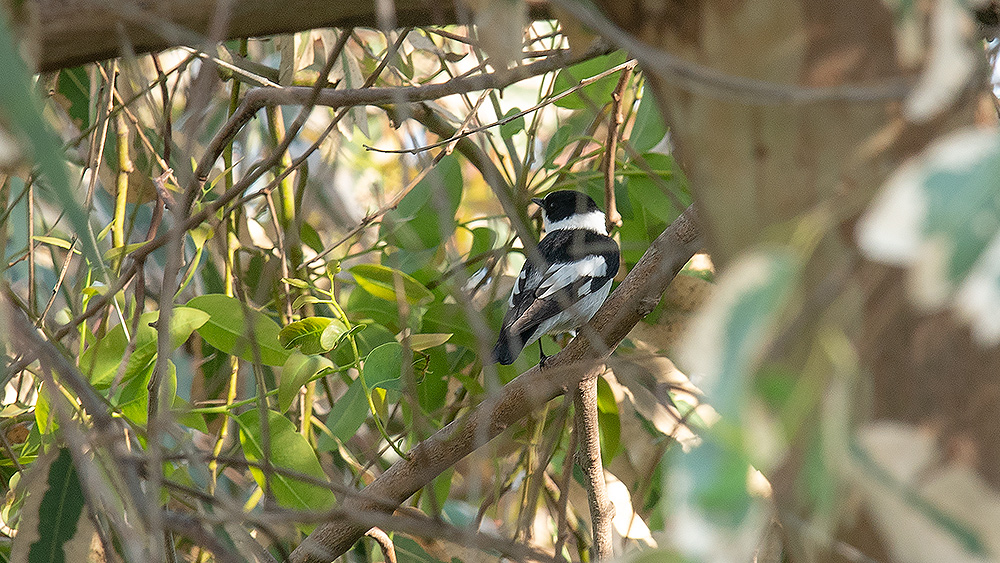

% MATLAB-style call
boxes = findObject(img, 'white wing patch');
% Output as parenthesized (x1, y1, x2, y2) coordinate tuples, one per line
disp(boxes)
(509, 267, 532, 307)
(537, 256, 607, 299)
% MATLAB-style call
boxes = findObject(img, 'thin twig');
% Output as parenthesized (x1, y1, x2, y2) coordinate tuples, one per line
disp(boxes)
(602, 64, 634, 230)
(365, 527, 397, 563)
(363, 59, 635, 155)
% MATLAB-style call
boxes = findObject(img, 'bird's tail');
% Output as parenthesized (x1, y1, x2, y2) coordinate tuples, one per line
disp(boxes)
(492, 333, 522, 365)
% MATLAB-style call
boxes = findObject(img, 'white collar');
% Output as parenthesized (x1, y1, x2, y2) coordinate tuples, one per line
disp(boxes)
(543, 210, 608, 235)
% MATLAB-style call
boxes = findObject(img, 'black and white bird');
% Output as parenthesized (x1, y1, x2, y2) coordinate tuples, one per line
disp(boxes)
(492, 190, 620, 365)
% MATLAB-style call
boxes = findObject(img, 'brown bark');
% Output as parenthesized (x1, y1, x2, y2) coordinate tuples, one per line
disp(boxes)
(16, 0, 551, 72)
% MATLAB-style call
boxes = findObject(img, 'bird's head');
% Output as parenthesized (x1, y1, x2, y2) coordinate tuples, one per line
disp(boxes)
(531, 190, 607, 235)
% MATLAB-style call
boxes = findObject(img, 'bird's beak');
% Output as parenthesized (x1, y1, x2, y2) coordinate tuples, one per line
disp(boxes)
(531, 197, 544, 207)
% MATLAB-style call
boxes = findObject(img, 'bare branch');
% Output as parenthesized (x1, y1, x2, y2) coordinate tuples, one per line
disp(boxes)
(574, 374, 614, 560)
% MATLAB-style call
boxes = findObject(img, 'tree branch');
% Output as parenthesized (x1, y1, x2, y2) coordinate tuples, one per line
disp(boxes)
(288, 204, 702, 563)
(28, 0, 554, 72)
(574, 374, 614, 560)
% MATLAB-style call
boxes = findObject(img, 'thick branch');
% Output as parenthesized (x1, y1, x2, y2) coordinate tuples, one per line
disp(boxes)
(288, 205, 702, 563)
(25, 0, 552, 72)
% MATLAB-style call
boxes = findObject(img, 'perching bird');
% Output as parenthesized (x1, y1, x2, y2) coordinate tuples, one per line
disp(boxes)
(492, 190, 620, 365)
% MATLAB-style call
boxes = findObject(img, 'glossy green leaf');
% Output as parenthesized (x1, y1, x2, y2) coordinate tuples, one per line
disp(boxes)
(187, 294, 290, 366)
(349, 264, 434, 306)
(279, 317, 346, 355)
(402, 333, 452, 351)
(79, 307, 209, 388)
(236, 410, 336, 513)
(279, 352, 334, 413)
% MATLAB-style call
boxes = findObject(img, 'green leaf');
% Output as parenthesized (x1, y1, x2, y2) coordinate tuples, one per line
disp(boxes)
(117, 361, 177, 426)
(187, 294, 290, 366)
(380, 154, 463, 250)
(31, 236, 78, 252)
(300, 222, 324, 253)
(364, 342, 402, 389)
(418, 347, 449, 414)
(499, 107, 525, 139)
(421, 303, 477, 350)
(349, 264, 434, 306)
(544, 126, 573, 168)
(236, 410, 336, 514)
(624, 153, 689, 223)
(55, 66, 92, 129)
(596, 376, 621, 465)
(18, 448, 90, 563)
(551, 51, 629, 110)
(292, 294, 321, 309)
(319, 378, 368, 448)
(279, 352, 334, 413)
(79, 307, 209, 388)
(467, 227, 497, 263)
(403, 333, 452, 351)
(279, 317, 346, 355)
(333, 322, 393, 363)
(629, 87, 668, 153)
(282, 277, 310, 289)
(34, 383, 57, 435)
(392, 536, 448, 563)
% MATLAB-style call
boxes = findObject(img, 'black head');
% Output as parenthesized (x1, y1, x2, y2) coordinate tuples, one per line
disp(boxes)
(531, 190, 601, 223)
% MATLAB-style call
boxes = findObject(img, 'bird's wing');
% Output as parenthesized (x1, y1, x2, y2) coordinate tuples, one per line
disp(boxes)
(502, 232, 617, 338)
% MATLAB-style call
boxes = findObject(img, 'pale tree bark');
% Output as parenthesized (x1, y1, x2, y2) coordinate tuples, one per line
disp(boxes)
(581, 0, 1000, 560)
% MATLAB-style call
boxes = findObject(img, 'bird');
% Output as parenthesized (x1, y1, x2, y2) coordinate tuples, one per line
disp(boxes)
(492, 190, 620, 366)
